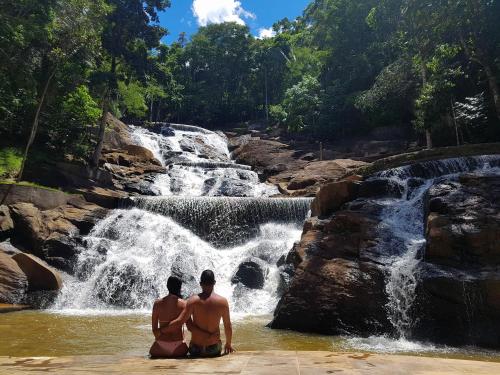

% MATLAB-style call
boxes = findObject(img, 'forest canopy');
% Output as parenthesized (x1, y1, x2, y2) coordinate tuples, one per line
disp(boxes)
(0, 0, 499, 168)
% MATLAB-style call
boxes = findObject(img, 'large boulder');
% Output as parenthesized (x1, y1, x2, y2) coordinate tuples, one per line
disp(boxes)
(310, 180, 361, 217)
(425, 175, 500, 267)
(103, 113, 133, 149)
(414, 264, 500, 347)
(231, 258, 268, 289)
(9, 200, 106, 272)
(0, 251, 28, 303)
(122, 144, 156, 161)
(12, 253, 62, 291)
(9, 203, 47, 255)
(233, 138, 306, 178)
(77, 187, 128, 209)
(271, 209, 390, 335)
(0, 184, 73, 210)
(412, 174, 500, 347)
(276, 159, 368, 196)
(0, 205, 13, 238)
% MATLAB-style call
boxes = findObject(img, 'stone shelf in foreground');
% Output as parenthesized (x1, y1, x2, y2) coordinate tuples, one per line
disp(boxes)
(1, 351, 499, 375)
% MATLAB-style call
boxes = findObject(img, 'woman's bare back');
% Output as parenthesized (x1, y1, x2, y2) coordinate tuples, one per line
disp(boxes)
(153, 295, 186, 342)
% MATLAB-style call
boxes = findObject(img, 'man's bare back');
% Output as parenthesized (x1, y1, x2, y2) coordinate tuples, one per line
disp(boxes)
(189, 292, 229, 347)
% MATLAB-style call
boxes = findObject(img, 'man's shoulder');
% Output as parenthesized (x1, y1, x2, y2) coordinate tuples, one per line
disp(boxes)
(187, 294, 201, 304)
(212, 293, 229, 305)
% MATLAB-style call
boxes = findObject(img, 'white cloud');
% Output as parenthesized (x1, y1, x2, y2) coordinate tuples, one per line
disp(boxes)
(257, 27, 276, 39)
(192, 0, 255, 26)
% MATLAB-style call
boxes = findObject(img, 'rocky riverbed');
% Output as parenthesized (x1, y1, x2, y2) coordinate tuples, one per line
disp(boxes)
(272, 156, 500, 348)
(1, 116, 500, 352)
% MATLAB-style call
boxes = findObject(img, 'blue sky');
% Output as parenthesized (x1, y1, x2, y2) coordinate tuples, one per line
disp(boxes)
(158, 0, 311, 44)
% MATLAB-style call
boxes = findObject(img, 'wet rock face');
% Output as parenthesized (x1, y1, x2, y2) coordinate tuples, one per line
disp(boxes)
(12, 253, 62, 292)
(425, 175, 500, 267)
(231, 258, 268, 289)
(271, 211, 391, 335)
(414, 174, 500, 347)
(95, 264, 157, 308)
(273, 166, 500, 347)
(358, 178, 404, 199)
(415, 265, 500, 347)
(8, 200, 107, 273)
(0, 251, 28, 303)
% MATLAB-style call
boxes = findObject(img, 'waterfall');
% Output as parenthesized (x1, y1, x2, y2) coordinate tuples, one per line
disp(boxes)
(52, 123, 308, 315)
(130, 125, 277, 197)
(368, 155, 500, 339)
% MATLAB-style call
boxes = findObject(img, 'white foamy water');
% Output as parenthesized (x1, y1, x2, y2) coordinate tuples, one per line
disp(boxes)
(371, 155, 500, 339)
(131, 124, 277, 197)
(52, 209, 302, 315)
(344, 335, 445, 354)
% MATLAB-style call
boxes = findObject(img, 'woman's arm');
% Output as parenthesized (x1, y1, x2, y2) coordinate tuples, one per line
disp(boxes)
(151, 301, 161, 339)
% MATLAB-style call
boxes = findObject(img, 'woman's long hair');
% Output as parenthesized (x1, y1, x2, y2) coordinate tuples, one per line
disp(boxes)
(167, 276, 183, 298)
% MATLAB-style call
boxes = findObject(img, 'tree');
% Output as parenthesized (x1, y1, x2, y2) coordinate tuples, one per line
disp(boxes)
(280, 75, 322, 132)
(15, 0, 108, 181)
(180, 23, 253, 126)
(449, 0, 500, 122)
(90, 0, 170, 166)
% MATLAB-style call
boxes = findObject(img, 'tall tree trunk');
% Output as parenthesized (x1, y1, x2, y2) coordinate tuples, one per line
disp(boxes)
(459, 33, 500, 121)
(18, 70, 56, 181)
(450, 100, 460, 146)
(1, 69, 55, 205)
(420, 60, 433, 149)
(90, 94, 109, 167)
(156, 99, 161, 122)
(149, 99, 154, 122)
(484, 65, 500, 121)
(264, 67, 269, 123)
(91, 57, 116, 167)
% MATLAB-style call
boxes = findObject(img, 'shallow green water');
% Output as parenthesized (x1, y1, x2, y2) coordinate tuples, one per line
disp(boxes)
(0, 311, 499, 362)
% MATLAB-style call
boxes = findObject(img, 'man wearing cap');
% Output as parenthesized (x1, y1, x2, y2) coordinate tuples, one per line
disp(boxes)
(166, 270, 235, 357)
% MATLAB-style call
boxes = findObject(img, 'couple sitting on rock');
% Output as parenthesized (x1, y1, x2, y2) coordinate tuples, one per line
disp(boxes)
(150, 270, 235, 358)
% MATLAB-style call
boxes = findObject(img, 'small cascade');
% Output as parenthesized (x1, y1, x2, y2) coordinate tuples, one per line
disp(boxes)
(366, 155, 500, 339)
(175, 161, 252, 170)
(130, 124, 277, 197)
(169, 123, 217, 134)
(132, 196, 313, 247)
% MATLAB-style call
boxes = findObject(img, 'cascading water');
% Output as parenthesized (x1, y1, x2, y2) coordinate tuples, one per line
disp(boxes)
(131, 125, 277, 197)
(368, 155, 500, 339)
(52, 123, 308, 317)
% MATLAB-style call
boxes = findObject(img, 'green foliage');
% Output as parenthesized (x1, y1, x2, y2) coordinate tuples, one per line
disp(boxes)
(1, 0, 499, 167)
(282, 76, 322, 132)
(0, 148, 23, 178)
(269, 105, 287, 126)
(356, 59, 416, 126)
(118, 81, 148, 118)
(46, 85, 101, 158)
(414, 44, 463, 132)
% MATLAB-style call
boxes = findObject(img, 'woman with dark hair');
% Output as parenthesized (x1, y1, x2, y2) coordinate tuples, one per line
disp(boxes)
(149, 276, 189, 358)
